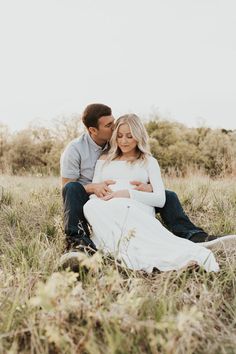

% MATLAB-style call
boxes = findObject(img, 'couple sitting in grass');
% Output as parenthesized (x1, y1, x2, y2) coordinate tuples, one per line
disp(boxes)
(60, 103, 236, 272)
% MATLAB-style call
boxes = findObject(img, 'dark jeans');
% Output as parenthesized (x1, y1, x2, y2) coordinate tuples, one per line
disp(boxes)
(62, 182, 206, 240)
(62, 182, 89, 237)
(155, 191, 205, 240)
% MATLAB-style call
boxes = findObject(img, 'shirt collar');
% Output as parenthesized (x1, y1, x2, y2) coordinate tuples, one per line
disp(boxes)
(86, 133, 108, 152)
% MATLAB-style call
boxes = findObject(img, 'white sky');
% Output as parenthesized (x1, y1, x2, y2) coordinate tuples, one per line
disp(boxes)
(0, 0, 236, 132)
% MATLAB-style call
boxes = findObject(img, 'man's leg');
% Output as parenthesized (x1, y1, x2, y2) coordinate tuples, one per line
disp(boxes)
(62, 181, 96, 251)
(155, 190, 208, 241)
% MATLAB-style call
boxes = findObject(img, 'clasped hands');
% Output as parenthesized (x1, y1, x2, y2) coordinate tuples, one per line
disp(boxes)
(93, 180, 153, 200)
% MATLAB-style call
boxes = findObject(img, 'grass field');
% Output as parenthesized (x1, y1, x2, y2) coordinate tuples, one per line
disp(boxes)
(0, 174, 236, 354)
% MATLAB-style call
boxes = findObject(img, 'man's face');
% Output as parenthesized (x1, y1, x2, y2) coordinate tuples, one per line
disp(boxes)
(96, 115, 115, 142)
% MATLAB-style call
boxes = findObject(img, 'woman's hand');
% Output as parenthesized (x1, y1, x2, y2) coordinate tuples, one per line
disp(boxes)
(130, 181, 153, 192)
(101, 189, 130, 201)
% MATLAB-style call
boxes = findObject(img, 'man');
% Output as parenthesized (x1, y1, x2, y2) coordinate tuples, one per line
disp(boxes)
(60, 103, 217, 254)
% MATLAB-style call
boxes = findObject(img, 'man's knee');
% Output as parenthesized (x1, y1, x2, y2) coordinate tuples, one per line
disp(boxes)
(155, 190, 178, 214)
(165, 190, 178, 203)
(62, 181, 88, 199)
(164, 190, 182, 209)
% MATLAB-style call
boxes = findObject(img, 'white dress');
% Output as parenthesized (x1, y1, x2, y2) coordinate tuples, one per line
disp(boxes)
(83, 157, 219, 273)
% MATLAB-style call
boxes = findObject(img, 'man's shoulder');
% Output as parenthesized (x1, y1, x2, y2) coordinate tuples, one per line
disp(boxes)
(71, 133, 87, 145)
(65, 133, 88, 151)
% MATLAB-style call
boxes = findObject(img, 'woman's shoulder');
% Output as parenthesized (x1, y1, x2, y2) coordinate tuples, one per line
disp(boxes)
(146, 155, 160, 167)
(146, 154, 156, 162)
(98, 154, 108, 161)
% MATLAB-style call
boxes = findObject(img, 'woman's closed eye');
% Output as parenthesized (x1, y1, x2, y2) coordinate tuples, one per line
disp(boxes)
(117, 134, 133, 139)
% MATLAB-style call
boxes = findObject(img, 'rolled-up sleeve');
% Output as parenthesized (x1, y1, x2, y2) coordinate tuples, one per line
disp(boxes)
(60, 143, 81, 179)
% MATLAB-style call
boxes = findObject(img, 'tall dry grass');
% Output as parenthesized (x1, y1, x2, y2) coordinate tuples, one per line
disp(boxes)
(0, 174, 236, 354)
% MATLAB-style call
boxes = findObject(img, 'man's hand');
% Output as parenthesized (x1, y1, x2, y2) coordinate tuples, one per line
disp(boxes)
(92, 180, 116, 198)
(130, 181, 153, 192)
(101, 189, 130, 201)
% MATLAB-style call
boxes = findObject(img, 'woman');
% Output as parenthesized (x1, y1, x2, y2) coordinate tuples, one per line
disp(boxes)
(83, 114, 220, 273)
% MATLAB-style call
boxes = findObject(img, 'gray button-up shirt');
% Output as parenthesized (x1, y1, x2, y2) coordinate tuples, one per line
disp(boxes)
(60, 133, 108, 185)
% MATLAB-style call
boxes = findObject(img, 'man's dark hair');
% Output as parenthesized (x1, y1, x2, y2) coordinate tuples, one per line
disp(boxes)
(82, 103, 112, 129)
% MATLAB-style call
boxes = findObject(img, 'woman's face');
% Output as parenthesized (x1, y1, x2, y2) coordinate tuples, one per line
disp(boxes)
(116, 123, 138, 155)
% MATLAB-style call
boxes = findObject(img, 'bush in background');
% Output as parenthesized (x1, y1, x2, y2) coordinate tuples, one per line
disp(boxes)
(0, 115, 235, 176)
(146, 119, 236, 177)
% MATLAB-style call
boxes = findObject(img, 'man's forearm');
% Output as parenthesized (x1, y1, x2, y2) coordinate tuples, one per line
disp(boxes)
(84, 183, 95, 195)
(61, 178, 95, 194)
(84, 180, 115, 197)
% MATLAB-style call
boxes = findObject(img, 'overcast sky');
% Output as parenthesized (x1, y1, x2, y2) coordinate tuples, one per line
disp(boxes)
(0, 0, 236, 132)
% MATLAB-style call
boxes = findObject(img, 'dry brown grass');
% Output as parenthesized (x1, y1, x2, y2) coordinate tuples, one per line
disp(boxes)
(0, 174, 236, 354)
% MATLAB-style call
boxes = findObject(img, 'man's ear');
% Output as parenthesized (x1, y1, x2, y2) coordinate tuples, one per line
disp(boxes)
(88, 127, 98, 135)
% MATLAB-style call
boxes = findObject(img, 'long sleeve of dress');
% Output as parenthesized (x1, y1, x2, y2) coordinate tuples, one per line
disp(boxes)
(129, 156, 166, 208)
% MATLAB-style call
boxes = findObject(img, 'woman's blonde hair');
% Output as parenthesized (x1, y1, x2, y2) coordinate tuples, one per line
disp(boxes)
(106, 114, 151, 163)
